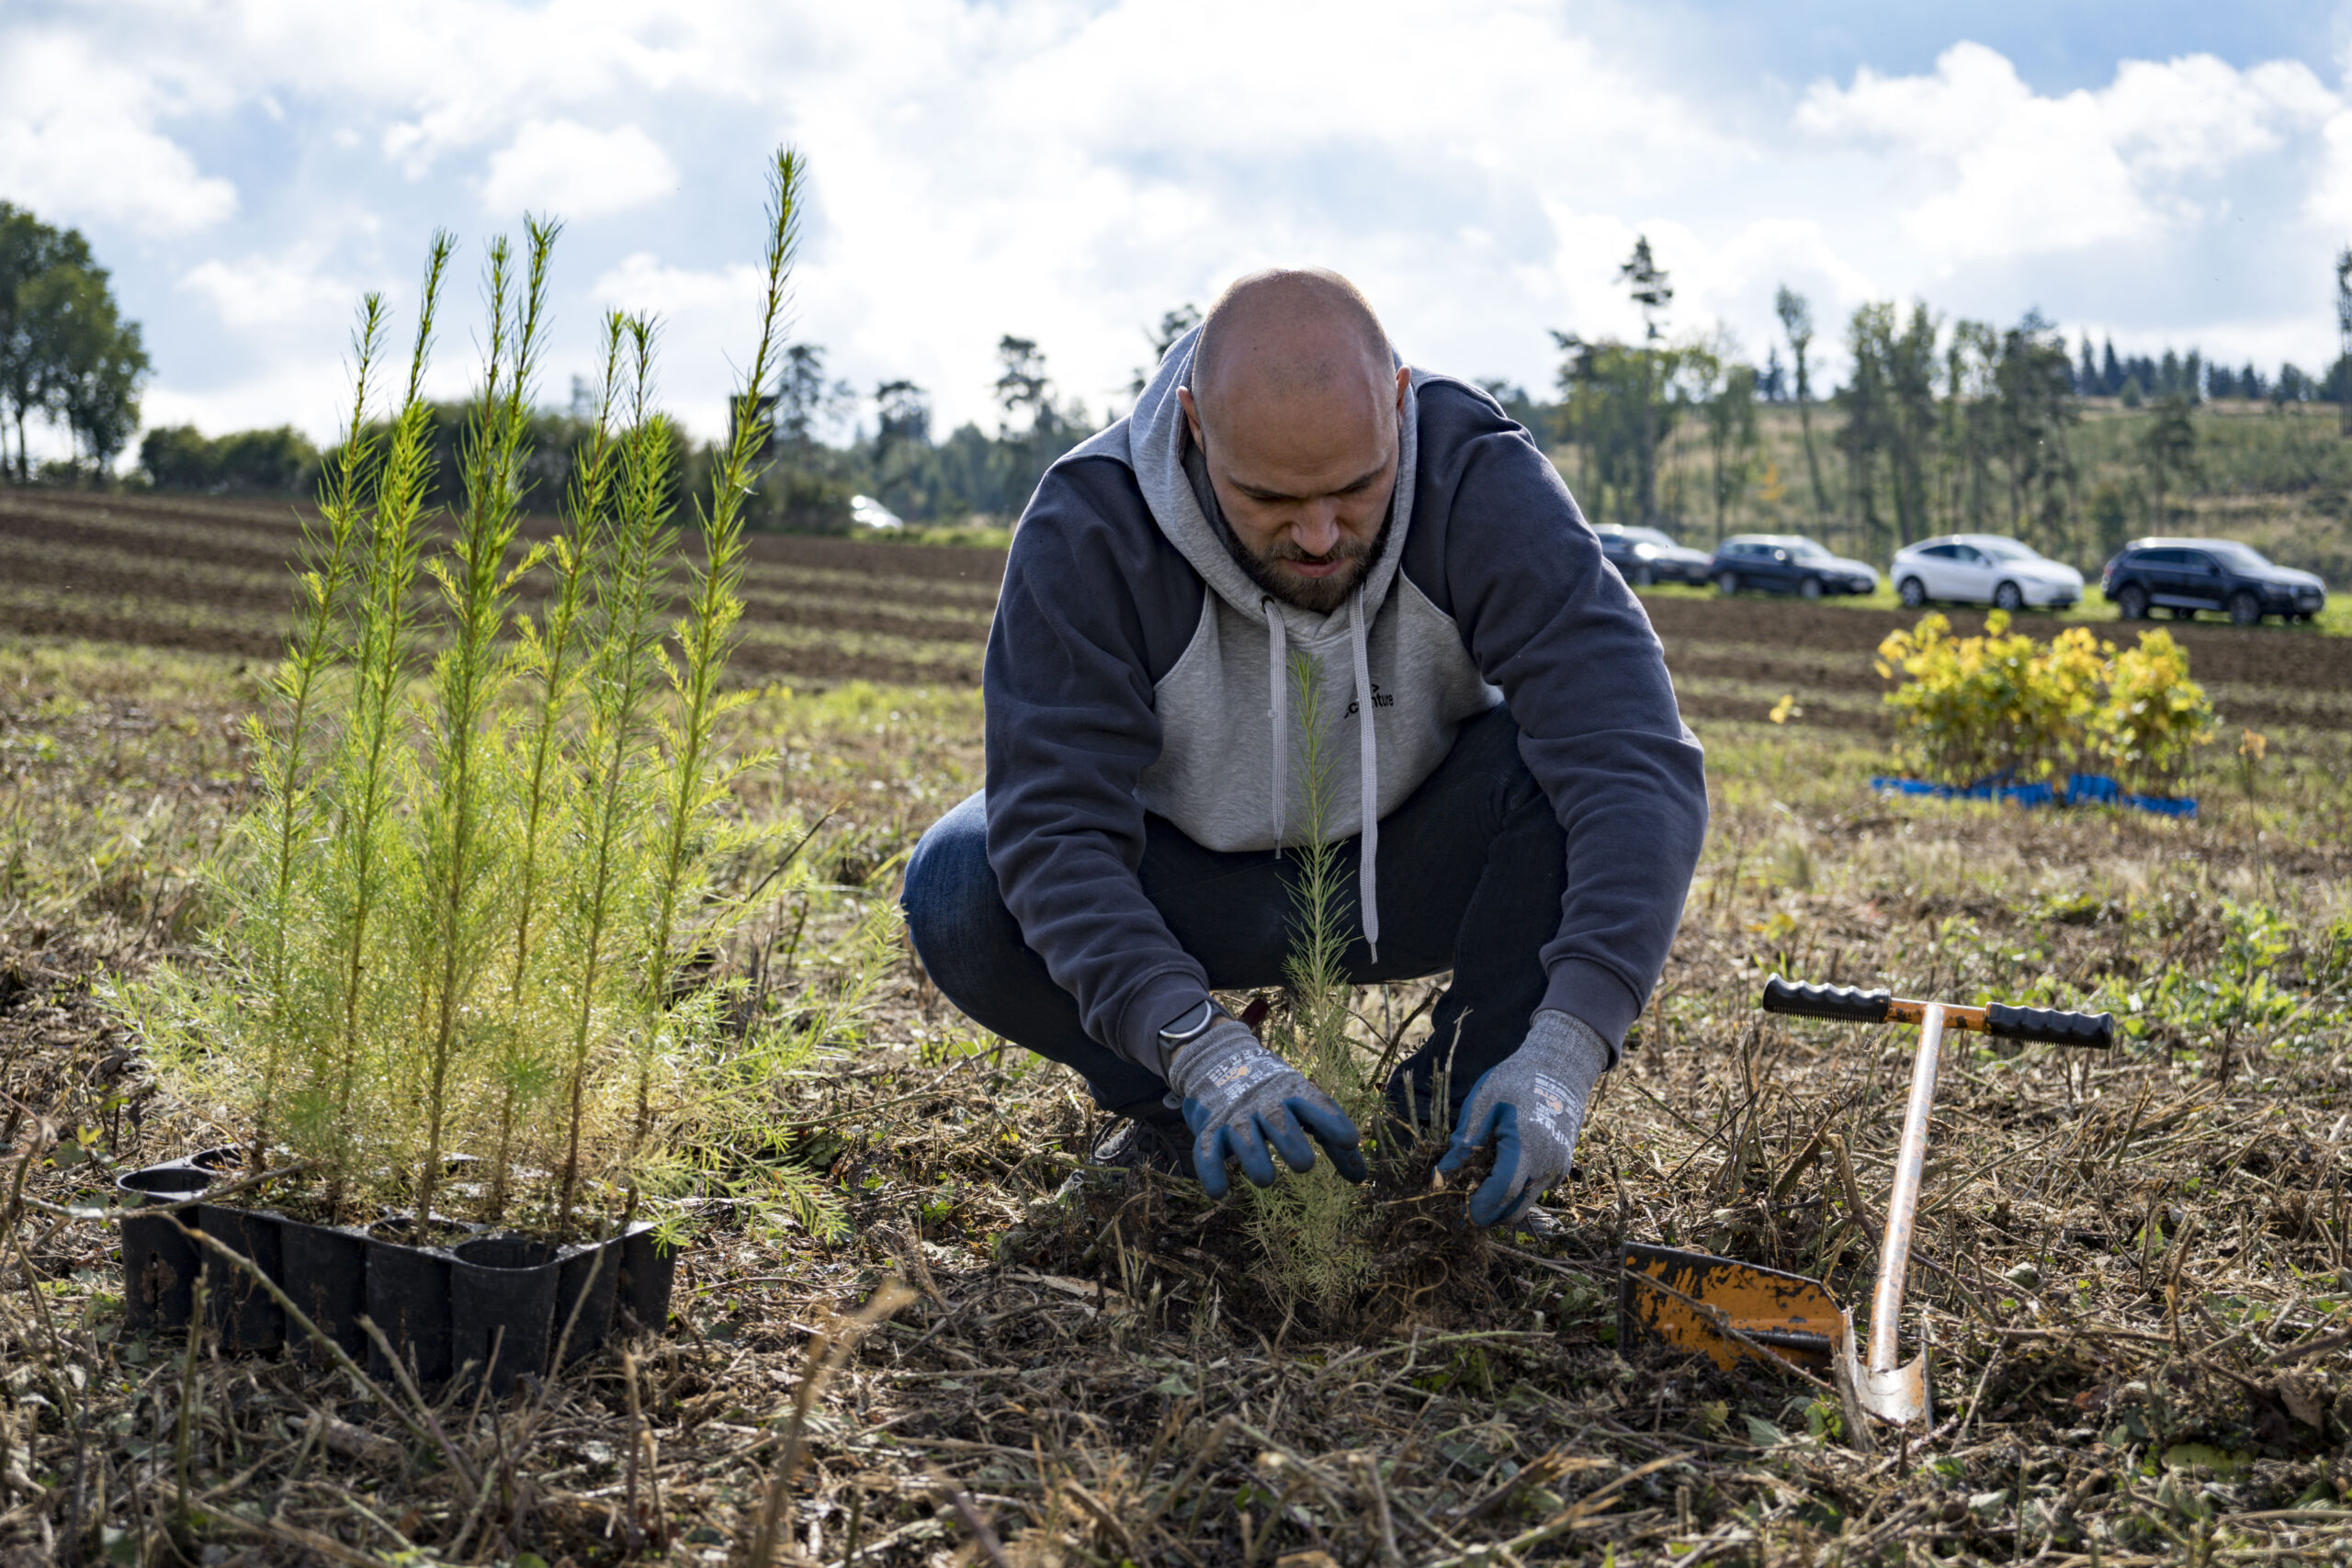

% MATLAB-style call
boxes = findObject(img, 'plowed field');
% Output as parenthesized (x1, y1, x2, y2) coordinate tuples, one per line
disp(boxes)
(5, 487, 2346, 739)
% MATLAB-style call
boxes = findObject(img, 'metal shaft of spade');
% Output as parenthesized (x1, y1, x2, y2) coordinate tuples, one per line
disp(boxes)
(1868, 1003, 1942, 1378)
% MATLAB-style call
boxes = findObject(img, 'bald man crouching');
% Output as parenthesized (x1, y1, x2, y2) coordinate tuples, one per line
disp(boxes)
(900, 269, 1707, 1228)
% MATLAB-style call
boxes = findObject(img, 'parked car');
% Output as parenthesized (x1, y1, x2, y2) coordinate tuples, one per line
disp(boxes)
(1889, 535, 2083, 611)
(2100, 537, 2327, 625)
(1708, 535, 1879, 599)
(1593, 523, 1713, 586)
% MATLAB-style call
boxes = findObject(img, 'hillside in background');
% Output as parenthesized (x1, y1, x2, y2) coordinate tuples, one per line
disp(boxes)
(1586, 400, 2352, 584)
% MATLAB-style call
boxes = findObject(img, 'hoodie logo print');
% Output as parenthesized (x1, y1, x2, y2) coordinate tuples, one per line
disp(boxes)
(1345, 682, 1396, 717)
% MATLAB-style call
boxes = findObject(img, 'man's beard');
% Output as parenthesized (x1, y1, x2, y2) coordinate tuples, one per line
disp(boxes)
(1226, 507, 1392, 615)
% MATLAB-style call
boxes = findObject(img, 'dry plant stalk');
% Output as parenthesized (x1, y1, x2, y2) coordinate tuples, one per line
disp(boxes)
(747, 1279, 918, 1568)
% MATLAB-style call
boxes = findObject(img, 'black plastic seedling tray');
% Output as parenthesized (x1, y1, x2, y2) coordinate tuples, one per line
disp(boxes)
(114, 1150, 676, 1390)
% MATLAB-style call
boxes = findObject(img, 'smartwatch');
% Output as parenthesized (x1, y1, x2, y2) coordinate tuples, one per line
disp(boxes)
(1157, 999, 1226, 1060)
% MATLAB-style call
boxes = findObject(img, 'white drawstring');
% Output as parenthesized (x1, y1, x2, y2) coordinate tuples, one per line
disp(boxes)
(1263, 599, 1286, 853)
(1348, 585, 1380, 961)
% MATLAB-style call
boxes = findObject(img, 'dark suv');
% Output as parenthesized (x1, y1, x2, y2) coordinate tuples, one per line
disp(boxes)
(2100, 537, 2326, 626)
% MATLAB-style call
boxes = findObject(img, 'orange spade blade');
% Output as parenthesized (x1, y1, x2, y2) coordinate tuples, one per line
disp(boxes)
(1618, 1243, 1845, 1373)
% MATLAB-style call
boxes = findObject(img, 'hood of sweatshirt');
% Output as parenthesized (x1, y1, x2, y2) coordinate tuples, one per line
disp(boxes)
(1110, 326, 1431, 956)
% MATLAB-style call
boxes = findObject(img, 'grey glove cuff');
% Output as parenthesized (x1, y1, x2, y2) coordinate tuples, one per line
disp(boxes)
(1162, 1018, 1269, 1107)
(1521, 1009, 1612, 1100)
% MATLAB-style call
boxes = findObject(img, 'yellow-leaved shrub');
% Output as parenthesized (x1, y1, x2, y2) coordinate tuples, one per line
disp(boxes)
(1876, 612, 2213, 793)
(2094, 629, 2215, 791)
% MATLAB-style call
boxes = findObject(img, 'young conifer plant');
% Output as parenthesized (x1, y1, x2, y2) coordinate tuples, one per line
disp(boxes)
(554, 317, 676, 1230)
(304, 240, 451, 1209)
(1245, 651, 1378, 1316)
(238, 295, 390, 1177)
(489, 319, 622, 1221)
(409, 225, 555, 1232)
(631, 151, 805, 1165)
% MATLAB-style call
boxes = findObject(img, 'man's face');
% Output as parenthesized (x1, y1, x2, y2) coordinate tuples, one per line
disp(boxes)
(1180, 365, 1408, 615)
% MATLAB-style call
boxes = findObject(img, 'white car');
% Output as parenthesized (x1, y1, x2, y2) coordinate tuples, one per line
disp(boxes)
(1890, 535, 2083, 611)
(849, 493, 904, 531)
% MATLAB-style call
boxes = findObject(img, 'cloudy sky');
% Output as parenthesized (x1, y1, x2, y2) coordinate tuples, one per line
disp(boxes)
(6, 0, 2352, 452)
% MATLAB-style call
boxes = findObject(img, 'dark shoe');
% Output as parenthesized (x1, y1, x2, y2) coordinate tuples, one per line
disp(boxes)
(1051, 1110, 1193, 1202)
(1001, 1111, 1193, 1264)
(1087, 1112, 1193, 1176)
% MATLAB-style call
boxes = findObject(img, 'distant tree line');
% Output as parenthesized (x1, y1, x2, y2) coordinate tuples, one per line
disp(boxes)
(2071, 337, 2332, 407)
(141, 424, 318, 493)
(119, 276, 2346, 569)
(131, 327, 1131, 535)
(0, 203, 149, 482)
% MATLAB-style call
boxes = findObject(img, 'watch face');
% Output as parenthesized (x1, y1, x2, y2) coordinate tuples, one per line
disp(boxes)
(1160, 1001, 1217, 1043)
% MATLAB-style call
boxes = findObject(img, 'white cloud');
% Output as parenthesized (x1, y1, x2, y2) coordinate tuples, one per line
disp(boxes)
(179, 252, 356, 334)
(1797, 42, 2335, 266)
(480, 119, 678, 219)
(2304, 109, 2352, 232)
(6, 3, 2351, 450)
(594, 254, 765, 318)
(0, 29, 236, 235)
(727, 0, 1754, 429)
(584, 255, 778, 434)
(140, 360, 360, 441)
(1673, 219, 1883, 344)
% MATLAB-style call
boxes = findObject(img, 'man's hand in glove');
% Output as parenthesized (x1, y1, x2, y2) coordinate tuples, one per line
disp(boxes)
(1165, 1018, 1368, 1198)
(1434, 1010, 1611, 1228)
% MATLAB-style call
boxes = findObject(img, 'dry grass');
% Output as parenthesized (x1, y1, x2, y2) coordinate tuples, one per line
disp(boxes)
(3, 633, 2351, 1565)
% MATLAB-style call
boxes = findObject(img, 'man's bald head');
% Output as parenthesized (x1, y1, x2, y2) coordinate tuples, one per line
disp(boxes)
(1186, 268, 1395, 434)
(1175, 269, 1408, 614)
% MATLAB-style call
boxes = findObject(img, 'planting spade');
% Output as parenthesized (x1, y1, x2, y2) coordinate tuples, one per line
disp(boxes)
(1620, 976, 2112, 1433)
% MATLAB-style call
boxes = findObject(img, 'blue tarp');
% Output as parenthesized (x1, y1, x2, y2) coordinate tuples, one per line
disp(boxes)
(1869, 772, 2197, 820)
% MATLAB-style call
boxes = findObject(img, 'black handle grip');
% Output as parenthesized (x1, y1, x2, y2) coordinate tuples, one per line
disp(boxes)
(1760, 976, 1892, 1025)
(1986, 1003, 2114, 1049)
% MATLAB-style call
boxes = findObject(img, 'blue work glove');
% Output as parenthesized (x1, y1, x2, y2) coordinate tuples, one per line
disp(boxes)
(1165, 1020, 1368, 1198)
(1435, 1010, 1612, 1228)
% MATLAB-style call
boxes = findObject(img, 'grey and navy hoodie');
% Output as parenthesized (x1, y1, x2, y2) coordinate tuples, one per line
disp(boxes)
(982, 326, 1707, 1076)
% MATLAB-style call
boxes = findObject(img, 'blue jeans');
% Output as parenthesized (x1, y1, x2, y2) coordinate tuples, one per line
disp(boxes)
(900, 704, 1566, 1120)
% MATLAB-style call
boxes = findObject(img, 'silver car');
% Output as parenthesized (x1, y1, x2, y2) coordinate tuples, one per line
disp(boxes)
(1890, 535, 2083, 612)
